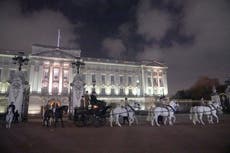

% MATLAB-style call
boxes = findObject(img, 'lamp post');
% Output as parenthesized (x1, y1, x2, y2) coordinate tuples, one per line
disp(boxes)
(72, 57, 85, 74)
(12, 52, 29, 71)
(92, 79, 96, 92)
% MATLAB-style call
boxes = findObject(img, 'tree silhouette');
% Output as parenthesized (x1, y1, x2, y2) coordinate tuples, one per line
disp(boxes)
(173, 76, 223, 100)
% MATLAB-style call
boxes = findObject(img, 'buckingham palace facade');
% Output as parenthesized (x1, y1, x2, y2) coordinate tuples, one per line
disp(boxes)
(0, 44, 168, 114)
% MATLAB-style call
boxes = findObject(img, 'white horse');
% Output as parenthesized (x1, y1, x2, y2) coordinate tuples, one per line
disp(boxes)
(110, 102, 140, 127)
(189, 101, 222, 125)
(150, 100, 179, 126)
(5, 107, 14, 128)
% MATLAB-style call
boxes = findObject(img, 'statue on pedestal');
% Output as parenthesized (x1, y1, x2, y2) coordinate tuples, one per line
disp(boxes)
(70, 73, 84, 114)
(8, 71, 25, 121)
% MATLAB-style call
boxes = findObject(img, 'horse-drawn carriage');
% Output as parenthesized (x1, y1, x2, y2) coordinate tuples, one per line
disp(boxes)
(74, 101, 111, 127)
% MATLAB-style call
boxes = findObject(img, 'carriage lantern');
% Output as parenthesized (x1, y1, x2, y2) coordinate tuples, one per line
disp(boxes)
(72, 57, 85, 74)
(12, 52, 29, 71)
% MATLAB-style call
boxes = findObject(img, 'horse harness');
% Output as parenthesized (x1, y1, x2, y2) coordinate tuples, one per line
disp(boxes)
(191, 103, 221, 114)
(208, 103, 221, 112)
(113, 105, 135, 116)
(159, 105, 176, 116)
(126, 104, 136, 112)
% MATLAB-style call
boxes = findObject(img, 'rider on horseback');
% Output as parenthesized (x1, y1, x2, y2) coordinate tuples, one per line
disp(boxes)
(8, 102, 15, 114)
(90, 91, 106, 107)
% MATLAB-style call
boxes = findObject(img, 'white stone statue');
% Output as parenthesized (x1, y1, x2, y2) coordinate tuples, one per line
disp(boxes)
(8, 71, 25, 120)
(71, 73, 84, 111)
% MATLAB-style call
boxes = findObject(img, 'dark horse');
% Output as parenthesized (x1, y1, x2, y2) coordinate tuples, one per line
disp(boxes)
(43, 109, 54, 127)
(43, 105, 68, 128)
(54, 105, 68, 128)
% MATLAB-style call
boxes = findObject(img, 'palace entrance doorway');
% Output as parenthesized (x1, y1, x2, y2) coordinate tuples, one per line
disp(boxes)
(47, 98, 61, 108)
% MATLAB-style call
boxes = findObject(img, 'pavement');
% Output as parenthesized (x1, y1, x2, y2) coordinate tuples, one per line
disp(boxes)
(0, 114, 230, 153)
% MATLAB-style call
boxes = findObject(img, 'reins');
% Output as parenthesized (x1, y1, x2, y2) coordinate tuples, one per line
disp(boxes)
(166, 105, 176, 112)
(149, 105, 177, 114)
(111, 105, 139, 116)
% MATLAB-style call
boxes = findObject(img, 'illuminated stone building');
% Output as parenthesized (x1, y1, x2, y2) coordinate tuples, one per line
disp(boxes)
(0, 44, 168, 114)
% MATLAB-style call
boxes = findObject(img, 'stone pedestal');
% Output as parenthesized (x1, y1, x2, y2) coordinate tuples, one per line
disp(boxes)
(70, 74, 84, 114)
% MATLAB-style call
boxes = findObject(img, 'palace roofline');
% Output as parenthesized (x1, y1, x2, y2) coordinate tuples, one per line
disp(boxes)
(0, 44, 167, 68)
(32, 44, 81, 51)
(82, 57, 167, 68)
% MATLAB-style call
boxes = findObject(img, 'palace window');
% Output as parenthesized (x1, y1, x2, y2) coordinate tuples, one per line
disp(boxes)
(111, 75, 115, 85)
(158, 71, 163, 76)
(92, 74, 96, 82)
(153, 78, 158, 87)
(119, 76, 123, 84)
(147, 77, 152, 86)
(111, 88, 115, 95)
(153, 71, 158, 77)
(101, 88, 106, 95)
(53, 68, 59, 81)
(159, 78, 164, 87)
(120, 88, 124, 95)
(128, 76, 132, 85)
(43, 69, 49, 80)
(63, 70, 69, 81)
(128, 89, 133, 96)
(101, 75, 105, 84)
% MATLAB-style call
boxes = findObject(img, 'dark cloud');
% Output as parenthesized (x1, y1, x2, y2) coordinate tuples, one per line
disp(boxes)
(1, 0, 229, 95)
(137, 0, 174, 41)
(102, 38, 126, 58)
(0, 1, 78, 52)
(136, 0, 230, 94)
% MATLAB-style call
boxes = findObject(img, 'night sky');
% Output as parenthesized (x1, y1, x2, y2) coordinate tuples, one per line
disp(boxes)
(0, 0, 230, 95)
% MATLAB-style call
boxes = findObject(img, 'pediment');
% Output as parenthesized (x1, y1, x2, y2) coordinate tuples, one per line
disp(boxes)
(31, 44, 81, 59)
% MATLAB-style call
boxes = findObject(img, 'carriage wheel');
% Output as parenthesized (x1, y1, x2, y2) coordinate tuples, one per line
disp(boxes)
(93, 116, 106, 127)
(74, 114, 86, 127)
(100, 117, 107, 126)
(158, 115, 164, 125)
(85, 114, 94, 126)
(92, 117, 100, 127)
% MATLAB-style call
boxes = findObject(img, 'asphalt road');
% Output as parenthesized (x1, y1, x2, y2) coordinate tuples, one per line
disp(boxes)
(0, 114, 230, 153)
